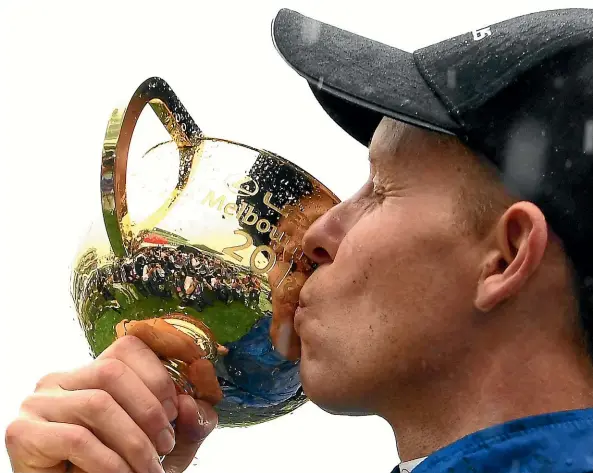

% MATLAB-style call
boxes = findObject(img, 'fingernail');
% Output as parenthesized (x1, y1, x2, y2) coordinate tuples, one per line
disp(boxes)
(149, 457, 166, 473)
(162, 398, 178, 421)
(156, 426, 175, 454)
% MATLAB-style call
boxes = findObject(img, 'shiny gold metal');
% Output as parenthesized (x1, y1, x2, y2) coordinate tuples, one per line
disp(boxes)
(101, 78, 203, 257)
(71, 77, 340, 427)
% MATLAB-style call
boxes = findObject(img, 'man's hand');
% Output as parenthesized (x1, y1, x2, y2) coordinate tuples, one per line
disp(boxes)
(5, 336, 218, 473)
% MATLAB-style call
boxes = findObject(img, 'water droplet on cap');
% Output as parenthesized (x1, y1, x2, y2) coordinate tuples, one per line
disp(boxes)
(447, 68, 457, 88)
(583, 120, 593, 155)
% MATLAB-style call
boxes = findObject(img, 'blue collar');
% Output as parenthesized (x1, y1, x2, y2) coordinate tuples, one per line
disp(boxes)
(402, 408, 593, 473)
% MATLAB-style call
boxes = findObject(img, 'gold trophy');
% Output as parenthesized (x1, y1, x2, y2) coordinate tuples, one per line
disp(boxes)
(70, 77, 339, 428)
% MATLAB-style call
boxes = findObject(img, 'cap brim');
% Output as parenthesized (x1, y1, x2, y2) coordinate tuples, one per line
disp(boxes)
(272, 9, 460, 147)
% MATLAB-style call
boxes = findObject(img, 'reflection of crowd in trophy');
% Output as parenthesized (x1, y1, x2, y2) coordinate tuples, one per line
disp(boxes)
(119, 246, 264, 311)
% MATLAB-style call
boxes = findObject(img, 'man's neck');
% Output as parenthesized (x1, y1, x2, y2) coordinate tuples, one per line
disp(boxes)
(384, 339, 593, 461)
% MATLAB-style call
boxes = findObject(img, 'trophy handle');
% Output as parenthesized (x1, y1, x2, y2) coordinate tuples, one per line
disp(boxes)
(100, 77, 203, 257)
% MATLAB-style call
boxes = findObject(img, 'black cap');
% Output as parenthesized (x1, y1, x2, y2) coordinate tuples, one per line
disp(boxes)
(272, 8, 593, 294)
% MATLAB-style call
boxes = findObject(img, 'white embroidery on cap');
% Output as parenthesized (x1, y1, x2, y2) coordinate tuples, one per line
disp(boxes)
(472, 26, 492, 41)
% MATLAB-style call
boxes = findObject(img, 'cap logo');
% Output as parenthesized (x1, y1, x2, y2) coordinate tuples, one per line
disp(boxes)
(472, 26, 492, 41)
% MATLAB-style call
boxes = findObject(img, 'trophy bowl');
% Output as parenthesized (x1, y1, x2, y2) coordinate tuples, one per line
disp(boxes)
(70, 77, 339, 428)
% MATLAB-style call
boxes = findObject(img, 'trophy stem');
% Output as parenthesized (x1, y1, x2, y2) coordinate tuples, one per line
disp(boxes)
(162, 358, 196, 397)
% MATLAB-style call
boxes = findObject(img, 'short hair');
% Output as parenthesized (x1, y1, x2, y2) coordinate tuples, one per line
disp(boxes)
(454, 145, 516, 239)
(448, 132, 593, 360)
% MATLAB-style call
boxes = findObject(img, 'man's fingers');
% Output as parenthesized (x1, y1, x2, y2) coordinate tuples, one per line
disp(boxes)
(161, 396, 217, 473)
(20, 389, 167, 473)
(5, 416, 132, 473)
(15, 332, 220, 473)
(98, 336, 179, 420)
(53, 358, 176, 444)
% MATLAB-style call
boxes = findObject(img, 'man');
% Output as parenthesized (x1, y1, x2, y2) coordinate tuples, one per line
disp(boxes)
(6, 7, 593, 473)
(134, 253, 146, 280)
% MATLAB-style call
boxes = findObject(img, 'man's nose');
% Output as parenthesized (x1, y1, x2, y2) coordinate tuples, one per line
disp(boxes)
(302, 202, 349, 265)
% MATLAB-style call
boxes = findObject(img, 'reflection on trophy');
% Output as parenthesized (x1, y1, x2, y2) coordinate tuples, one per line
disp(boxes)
(70, 77, 340, 427)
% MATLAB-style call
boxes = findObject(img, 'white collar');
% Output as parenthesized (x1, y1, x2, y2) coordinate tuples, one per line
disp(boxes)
(399, 457, 427, 473)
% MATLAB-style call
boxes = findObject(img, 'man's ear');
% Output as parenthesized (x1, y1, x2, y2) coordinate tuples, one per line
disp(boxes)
(474, 202, 548, 313)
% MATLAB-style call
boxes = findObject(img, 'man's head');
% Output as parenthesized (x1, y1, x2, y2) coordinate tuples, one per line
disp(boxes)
(272, 8, 593, 425)
(297, 116, 588, 418)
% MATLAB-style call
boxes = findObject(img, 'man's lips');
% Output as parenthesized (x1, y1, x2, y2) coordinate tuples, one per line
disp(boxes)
(294, 270, 319, 334)
(297, 280, 312, 308)
(293, 305, 305, 334)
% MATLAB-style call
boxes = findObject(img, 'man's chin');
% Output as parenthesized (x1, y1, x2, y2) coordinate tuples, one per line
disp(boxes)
(300, 368, 370, 416)
(315, 403, 371, 417)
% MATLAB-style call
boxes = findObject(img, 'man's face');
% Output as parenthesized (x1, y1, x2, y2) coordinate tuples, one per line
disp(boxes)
(297, 118, 485, 415)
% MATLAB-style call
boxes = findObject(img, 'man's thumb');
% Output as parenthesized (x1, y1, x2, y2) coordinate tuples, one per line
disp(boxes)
(162, 395, 218, 473)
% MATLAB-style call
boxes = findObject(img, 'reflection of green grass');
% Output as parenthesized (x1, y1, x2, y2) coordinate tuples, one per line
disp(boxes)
(87, 285, 263, 356)
(195, 299, 262, 344)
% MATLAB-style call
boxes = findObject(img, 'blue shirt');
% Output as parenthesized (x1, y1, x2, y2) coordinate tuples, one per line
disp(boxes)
(393, 408, 593, 473)
(217, 316, 302, 408)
